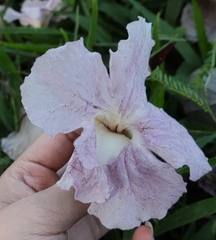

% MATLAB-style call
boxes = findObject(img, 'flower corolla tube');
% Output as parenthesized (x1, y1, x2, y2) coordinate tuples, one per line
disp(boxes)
(21, 17, 211, 230)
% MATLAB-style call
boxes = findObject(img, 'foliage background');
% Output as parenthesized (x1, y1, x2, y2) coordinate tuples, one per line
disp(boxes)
(0, 0, 216, 239)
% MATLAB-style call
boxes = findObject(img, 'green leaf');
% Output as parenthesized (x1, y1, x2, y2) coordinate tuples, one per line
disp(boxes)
(196, 132, 216, 148)
(60, 28, 69, 43)
(86, 0, 98, 50)
(182, 223, 196, 240)
(0, 27, 72, 36)
(191, 0, 209, 60)
(152, 12, 161, 52)
(0, 46, 22, 91)
(123, 229, 135, 240)
(150, 67, 209, 113)
(73, 5, 80, 41)
(103, 229, 121, 240)
(0, 92, 13, 131)
(0, 155, 12, 167)
(155, 197, 216, 236)
(164, 0, 184, 26)
(68, 14, 111, 42)
(149, 82, 165, 108)
(190, 219, 216, 240)
(99, 3, 131, 26)
(0, 46, 22, 122)
(0, 42, 56, 53)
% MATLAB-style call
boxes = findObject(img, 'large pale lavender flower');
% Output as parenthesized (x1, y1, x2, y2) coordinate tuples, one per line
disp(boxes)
(21, 17, 211, 230)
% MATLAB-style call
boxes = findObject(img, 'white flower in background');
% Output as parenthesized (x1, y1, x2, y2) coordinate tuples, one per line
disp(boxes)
(182, 68, 216, 114)
(181, 0, 216, 42)
(0, 5, 5, 13)
(21, 17, 211, 230)
(1, 112, 42, 160)
(3, 0, 64, 28)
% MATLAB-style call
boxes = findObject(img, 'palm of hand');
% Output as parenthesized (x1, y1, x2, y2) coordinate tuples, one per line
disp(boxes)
(0, 133, 106, 239)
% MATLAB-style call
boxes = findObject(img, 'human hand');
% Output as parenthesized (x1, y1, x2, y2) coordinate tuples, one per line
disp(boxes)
(0, 132, 154, 240)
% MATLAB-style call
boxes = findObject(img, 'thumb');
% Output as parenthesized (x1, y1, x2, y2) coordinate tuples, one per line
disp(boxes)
(132, 224, 154, 240)
(0, 185, 88, 239)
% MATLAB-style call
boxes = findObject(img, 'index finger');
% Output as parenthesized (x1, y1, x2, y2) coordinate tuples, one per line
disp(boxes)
(0, 130, 80, 209)
(18, 130, 80, 171)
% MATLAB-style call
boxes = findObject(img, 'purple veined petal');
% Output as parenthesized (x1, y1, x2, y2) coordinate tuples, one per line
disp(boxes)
(134, 102, 211, 181)
(57, 152, 110, 204)
(73, 125, 99, 169)
(21, 38, 110, 136)
(88, 144, 186, 230)
(109, 17, 154, 114)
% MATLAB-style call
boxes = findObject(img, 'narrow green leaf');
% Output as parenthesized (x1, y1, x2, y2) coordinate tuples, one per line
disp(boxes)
(155, 197, 216, 236)
(99, 3, 131, 25)
(175, 41, 202, 69)
(69, 14, 111, 42)
(0, 46, 23, 126)
(190, 219, 216, 240)
(0, 92, 13, 131)
(0, 156, 13, 167)
(149, 82, 165, 108)
(60, 28, 69, 43)
(0, 46, 22, 91)
(196, 133, 216, 148)
(209, 157, 216, 166)
(176, 62, 194, 77)
(86, 0, 98, 50)
(191, 0, 209, 59)
(123, 229, 135, 240)
(165, 0, 184, 26)
(182, 223, 196, 240)
(0, 27, 72, 36)
(152, 12, 161, 52)
(103, 229, 121, 240)
(73, 5, 80, 41)
(0, 42, 56, 53)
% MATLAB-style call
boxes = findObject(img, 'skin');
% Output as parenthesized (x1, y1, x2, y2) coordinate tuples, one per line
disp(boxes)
(0, 132, 154, 240)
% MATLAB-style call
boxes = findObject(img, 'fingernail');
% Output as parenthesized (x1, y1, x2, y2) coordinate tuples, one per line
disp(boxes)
(145, 221, 154, 236)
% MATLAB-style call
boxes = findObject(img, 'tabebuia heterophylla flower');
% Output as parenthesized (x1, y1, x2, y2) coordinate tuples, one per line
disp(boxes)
(21, 17, 211, 230)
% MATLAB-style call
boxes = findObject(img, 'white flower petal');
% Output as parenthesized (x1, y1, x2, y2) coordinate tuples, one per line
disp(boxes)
(88, 144, 186, 230)
(21, 38, 110, 136)
(133, 102, 211, 181)
(109, 17, 154, 114)
(57, 153, 110, 203)
(181, 2, 216, 42)
(1, 115, 42, 160)
(4, 8, 22, 23)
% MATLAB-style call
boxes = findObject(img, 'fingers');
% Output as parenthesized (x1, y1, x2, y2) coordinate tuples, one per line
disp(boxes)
(0, 185, 88, 238)
(67, 214, 108, 240)
(132, 223, 154, 240)
(0, 131, 80, 209)
(18, 131, 80, 171)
